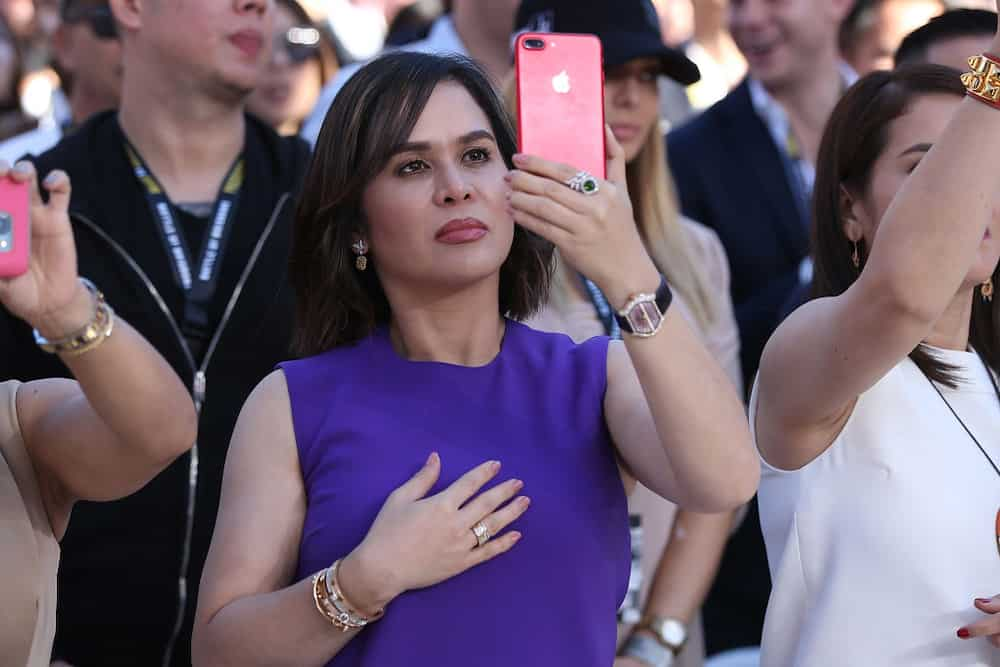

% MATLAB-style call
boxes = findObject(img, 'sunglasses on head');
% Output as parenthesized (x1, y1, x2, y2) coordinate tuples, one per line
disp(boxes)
(275, 26, 321, 64)
(62, 4, 117, 40)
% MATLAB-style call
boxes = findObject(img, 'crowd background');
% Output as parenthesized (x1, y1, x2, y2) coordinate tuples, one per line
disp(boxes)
(0, 0, 997, 666)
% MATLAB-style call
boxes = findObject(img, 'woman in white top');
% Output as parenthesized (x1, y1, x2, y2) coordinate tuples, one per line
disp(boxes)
(752, 49, 1000, 667)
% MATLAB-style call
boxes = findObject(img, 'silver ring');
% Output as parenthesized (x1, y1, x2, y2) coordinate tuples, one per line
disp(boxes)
(565, 170, 600, 196)
(472, 521, 490, 548)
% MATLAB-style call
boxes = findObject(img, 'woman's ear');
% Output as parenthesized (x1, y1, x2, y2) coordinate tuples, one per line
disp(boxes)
(840, 184, 863, 243)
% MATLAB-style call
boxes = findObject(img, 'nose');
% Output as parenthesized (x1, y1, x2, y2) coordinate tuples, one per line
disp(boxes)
(433, 164, 473, 207)
(236, 0, 268, 17)
(730, 0, 766, 33)
(611, 77, 641, 109)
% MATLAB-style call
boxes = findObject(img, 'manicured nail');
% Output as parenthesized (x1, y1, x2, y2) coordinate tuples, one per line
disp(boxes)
(490, 460, 501, 472)
(518, 496, 531, 509)
(503, 172, 512, 182)
(512, 153, 526, 165)
(43, 173, 58, 187)
(12, 162, 30, 174)
(976, 598, 994, 605)
(510, 531, 522, 542)
(426, 452, 438, 465)
(512, 479, 524, 490)
(957, 628, 970, 639)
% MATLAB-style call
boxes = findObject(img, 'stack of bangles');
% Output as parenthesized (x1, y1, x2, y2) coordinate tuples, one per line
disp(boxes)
(311, 559, 384, 633)
(961, 53, 1000, 107)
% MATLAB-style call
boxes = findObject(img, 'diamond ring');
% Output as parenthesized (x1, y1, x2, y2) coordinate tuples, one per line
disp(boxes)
(472, 521, 490, 548)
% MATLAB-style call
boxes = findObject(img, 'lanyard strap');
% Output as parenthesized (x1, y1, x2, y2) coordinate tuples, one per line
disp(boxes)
(124, 142, 244, 335)
(581, 275, 621, 340)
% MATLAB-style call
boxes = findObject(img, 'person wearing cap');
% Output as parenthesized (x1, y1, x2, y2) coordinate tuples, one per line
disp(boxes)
(666, 0, 855, 657)
(299, 0, 520, 147)
(0, 0, 120, 164)
(512, 3, 741, 667)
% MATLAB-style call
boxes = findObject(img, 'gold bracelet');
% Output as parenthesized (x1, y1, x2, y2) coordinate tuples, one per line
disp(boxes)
(326, 559, 384, 624)
(961, 53, 1000, 107)
(312, 572, 353, 633)
(33, 278, 115, 357)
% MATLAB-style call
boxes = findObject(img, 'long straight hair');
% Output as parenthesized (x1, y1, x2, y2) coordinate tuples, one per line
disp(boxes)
(811, 64, 999, 386)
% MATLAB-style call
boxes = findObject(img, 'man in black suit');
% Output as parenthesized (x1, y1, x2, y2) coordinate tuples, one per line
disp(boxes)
(666, 0, 853, 656)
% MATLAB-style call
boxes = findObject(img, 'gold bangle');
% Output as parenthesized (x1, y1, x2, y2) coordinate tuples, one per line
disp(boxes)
(326, 559, 384, 624)
(961, 54, 1000, 107)
(312, 571, 353, 633)
(32, 278, 115, 357)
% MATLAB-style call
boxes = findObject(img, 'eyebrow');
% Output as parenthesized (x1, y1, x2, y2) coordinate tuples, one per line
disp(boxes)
(899, 142, 932, 158)
(391, 130, 497, 157)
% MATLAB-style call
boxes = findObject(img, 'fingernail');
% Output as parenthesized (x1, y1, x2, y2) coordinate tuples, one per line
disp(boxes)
(43, 173, 57, 187)
(518, 496, 531, 509)
(490, 460, 501, 472)
(12, 162, 30, 174)
(512, 154, 526, 165)
(957, 628, 970, 639)
(426, 452, 438, 465)
(976, 598, 993, 605)
(510, 531, 522, 542)
(512, 479, 524, 490)
(503, 172, 512, 182)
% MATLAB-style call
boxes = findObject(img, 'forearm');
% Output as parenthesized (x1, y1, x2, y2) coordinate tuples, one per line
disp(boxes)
(641, 509, 734, 623)
(873, 45, 1000, 316)
(625, 309, 758, 511)
(194, 576, 360, 667)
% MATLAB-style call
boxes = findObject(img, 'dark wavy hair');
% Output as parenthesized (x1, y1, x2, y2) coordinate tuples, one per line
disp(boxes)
(290, 52, 554, 356)
(811, 64, 999, 386)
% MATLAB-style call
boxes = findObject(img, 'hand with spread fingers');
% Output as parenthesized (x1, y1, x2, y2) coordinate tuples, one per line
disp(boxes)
(506, 125, 660, 306)
(959, 595, 1000, 648)
(338, 453, 531, 614)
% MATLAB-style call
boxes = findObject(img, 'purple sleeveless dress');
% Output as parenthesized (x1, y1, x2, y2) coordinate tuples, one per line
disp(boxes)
(280, 320, 630, 666)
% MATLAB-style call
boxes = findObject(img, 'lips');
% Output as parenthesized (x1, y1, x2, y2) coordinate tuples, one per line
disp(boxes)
(229, 30, 264, 59)
(610, 124, 641, 142)
(435, 217, 488, 244)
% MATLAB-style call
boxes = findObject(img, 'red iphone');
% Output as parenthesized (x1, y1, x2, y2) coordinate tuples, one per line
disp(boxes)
(0, 177, 29, 278)
(515, 32, 606, 179)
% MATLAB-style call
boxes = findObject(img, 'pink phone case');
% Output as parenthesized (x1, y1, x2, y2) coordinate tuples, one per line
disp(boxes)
(515, 33, 606, 179)
(0, 178, 30, 278)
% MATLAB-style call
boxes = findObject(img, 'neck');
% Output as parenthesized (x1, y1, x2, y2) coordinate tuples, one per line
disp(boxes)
(118, 57, 246, 202)
(764, 48, 843, 162)
(924, 289, 974, 352)
(386, 276, 505, 366)
(68, 83, 115, 126)
(451, 11, 509, 83)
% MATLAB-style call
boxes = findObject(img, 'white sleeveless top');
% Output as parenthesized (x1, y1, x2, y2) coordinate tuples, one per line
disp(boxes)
(752, 348, 1000, 667)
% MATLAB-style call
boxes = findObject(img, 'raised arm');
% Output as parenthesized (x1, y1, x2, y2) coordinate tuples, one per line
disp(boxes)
(0, 162, 195, 538)
(507, 128, 758, 512)
(756, 46, 1000, 470)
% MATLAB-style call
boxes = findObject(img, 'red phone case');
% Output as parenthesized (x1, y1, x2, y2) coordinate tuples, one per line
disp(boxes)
(515, 33, 606, 179)
(0, 177, 29, 278)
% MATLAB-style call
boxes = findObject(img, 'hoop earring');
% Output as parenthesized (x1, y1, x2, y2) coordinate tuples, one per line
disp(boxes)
(352, 239, 369, 272)
(851, 241, 860, 270)
(982, 277, 994, 303)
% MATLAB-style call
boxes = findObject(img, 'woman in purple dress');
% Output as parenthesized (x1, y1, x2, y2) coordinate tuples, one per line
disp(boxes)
(192, 52, 757, 667)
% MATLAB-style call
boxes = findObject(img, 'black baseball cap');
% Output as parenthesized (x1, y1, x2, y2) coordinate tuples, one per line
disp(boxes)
(514, 0, 700, 85)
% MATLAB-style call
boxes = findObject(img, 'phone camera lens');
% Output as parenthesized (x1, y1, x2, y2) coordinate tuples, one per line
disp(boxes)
(0, 213, 10, 235)
(524, 38, 545, 50)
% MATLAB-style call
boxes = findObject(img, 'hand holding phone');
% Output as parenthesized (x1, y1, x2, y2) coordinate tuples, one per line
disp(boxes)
(515, 32, 606, 179)
(0, 163, 87, 337)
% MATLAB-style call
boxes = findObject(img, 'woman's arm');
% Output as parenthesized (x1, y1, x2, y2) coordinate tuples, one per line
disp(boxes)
(508, 130, 757, 512)
(194, 372, 529, 667)
(757, 37, 1000, 470)
(0, 163, 195, 537)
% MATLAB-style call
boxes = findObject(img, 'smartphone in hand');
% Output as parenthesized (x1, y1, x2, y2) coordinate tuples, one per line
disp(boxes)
(515, 32, 606, 180)
(0, 177, 30, 278)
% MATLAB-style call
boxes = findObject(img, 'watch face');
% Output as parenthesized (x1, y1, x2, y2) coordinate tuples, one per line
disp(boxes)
(625, 299, 663, 336)
(656, 618, 687, 648)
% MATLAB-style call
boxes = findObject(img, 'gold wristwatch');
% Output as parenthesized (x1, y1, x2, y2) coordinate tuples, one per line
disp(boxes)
(640, 615, 688, 654)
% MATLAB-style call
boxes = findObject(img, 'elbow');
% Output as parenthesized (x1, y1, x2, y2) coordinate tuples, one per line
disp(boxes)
(687, 437, 760, 513)
(141, 397, 197, 473)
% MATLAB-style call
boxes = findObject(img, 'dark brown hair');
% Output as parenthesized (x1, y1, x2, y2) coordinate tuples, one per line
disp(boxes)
(290, 52, 554, 356)
(811, 64, 999, 386)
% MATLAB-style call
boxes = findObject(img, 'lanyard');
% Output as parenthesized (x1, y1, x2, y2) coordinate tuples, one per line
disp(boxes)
(124, 142, 244, 338)
(581, 275, 621, 340)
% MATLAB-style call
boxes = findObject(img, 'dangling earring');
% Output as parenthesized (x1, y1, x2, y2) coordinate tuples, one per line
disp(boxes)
(982, 277, 994, 303)
(352, 239, 369, 271)
(851, 241, 860, 270)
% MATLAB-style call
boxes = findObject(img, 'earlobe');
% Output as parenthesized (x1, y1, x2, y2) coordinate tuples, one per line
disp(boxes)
(109, 0, 143, 31)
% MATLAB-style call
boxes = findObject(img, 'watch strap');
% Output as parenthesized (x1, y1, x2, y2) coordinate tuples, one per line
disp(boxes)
(614, 275, 672, 336)
(622, 632, 675, 667)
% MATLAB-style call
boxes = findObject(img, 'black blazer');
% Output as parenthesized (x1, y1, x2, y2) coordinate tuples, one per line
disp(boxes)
(667, 79, 809, 391)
